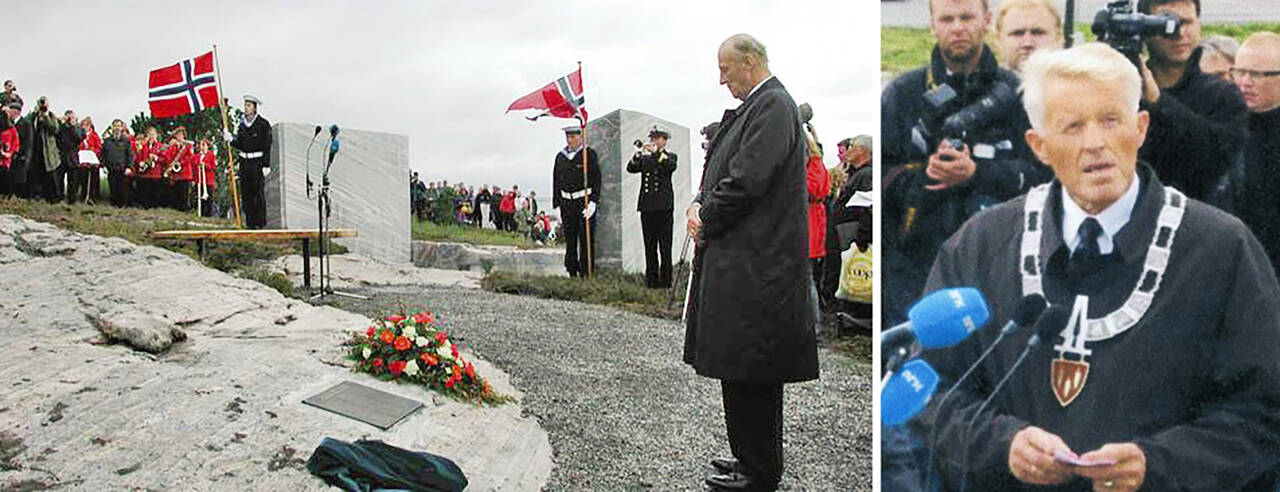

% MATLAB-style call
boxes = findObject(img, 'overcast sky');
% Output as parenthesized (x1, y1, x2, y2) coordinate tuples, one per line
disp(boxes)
(7, 1, 878, 196)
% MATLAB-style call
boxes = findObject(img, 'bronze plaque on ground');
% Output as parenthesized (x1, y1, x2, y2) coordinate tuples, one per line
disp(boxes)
(302, 381, 424, 430)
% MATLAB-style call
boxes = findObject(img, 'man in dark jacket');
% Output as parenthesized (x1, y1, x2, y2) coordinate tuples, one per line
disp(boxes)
(627, 124, 678, 288)
(23, 98, 62, 203)
(56, 110, 83, 203)
(552, 126, 600, 277)
(684, 34, 818, 491)
(101, 119, 134, 207)
(1233, 33, 1280, 276)
(882, 0, 1049, 326)
(228, 95, 271, 228)
(1136, 0, 1247, 204)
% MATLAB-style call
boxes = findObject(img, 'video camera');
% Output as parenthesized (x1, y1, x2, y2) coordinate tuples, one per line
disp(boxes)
(910, 81, 1020, 161)
(1091, 0, 1182, 69)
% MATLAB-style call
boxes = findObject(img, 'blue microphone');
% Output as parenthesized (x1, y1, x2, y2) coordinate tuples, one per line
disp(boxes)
(327, 124, 341, 165)
(882, 287, 991, 354)
(881, 358, 941, 426)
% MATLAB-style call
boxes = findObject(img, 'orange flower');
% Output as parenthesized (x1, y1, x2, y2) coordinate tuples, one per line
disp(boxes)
(421, 353, 439, 366)
(465, 362, 476, 380)
(452, 365, 462, 380)
(412, 312, 435, 324)
(394, 336, 411, 351)
(379, 329, 394, 344)
(372, 358, 384, 367)
(385, 315, 406, 323)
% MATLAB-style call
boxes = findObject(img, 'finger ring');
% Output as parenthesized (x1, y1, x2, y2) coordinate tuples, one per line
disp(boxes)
(1104, 480, 1115, 488)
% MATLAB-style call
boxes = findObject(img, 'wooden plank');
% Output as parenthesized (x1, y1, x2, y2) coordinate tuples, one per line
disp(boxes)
(150, 229, 359, 241)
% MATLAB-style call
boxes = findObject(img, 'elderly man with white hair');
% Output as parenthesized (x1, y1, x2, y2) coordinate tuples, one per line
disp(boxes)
(918, 42, 1280, 491)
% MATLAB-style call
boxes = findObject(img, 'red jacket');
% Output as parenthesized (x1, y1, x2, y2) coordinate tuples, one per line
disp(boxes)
(189, 150, 217, 189)
(135, 139, 163, 179)
(499, 192, 516, 214)
(0, 127, 19, 169)
(78, 130, 102, 167)
(805, 154, 830, 259)
(159, 140, 193, 181)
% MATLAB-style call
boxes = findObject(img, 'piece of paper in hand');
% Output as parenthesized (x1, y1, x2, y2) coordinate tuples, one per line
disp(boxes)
(78, 150, 100, 166)
(1053, 449, 1117, 467)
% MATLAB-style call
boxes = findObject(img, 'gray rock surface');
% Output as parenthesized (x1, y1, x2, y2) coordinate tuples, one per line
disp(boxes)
(89, 310, 187, 354)
(412, 241, 567, 277)
(269, 253, 483, 291)
(0, 214, 550, 491)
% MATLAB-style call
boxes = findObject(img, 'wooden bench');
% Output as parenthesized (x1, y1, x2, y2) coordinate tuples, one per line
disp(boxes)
(150, 228, 359, 289)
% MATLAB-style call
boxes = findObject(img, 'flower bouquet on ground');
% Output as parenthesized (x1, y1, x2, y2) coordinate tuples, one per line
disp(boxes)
(343, 310, 512, 406)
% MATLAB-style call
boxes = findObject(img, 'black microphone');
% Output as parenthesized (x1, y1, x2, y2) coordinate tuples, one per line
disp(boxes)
(313, 125, 323, 137)
(305, 125, 324, 197)
(957, 305, 1071, 492)
(922, 294, 1046, 492)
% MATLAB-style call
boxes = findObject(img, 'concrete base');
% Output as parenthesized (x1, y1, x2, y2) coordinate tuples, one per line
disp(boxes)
(411, 241, 567, 277)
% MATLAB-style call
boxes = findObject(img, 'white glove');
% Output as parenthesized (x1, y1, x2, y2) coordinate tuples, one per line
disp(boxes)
(223, 130, 234, 142)
(262, 167, 272, 177)
(583, 201, 596, 219)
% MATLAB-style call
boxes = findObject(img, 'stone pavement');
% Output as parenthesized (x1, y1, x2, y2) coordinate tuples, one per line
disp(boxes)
(882, 0, 1268, 27)
(0, 215, 550, 490)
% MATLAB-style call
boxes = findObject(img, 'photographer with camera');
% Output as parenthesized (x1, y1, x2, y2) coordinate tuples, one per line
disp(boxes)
(1107, 0, 1247, 203)
(881, 0, 1050, 326)
(20, 97, 62, 203)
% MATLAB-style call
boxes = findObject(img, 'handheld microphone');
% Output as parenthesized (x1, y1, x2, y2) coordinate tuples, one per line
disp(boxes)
(957, 305, 1071, 492)
(881, 358, 941, 427)
(881, 287, 991, 375)
(922, 294, 1046, 492)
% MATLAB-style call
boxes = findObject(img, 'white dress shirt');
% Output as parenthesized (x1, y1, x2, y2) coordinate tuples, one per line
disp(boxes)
(1061, 175, 1141, 255)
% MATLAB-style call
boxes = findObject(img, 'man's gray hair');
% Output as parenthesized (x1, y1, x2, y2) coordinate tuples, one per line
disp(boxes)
(850, 135, 873, 152)
(1020, 43, 1140, 130)
(1201, 35, 1241, 61)
(724, 33, 769, 65)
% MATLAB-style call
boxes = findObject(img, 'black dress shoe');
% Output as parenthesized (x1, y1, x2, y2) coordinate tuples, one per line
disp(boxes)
(706, 472, 753, 490)
(710, 457, 742, 474)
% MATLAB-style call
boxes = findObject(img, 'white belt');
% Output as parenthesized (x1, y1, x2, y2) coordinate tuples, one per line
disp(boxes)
(560, 188, 593, 199)
(239, 151, 264, 159)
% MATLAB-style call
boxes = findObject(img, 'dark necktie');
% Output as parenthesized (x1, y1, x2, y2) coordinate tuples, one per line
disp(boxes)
(1073, 218, 1103, 263)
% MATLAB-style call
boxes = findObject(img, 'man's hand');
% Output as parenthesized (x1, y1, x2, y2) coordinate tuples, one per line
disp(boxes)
(1071, 443, 1146, 492)
(262, 167, 271, 177)
(686, 203, 702, 237)
(1139, 63, 1161, 104)
(924, 141, 976, 191)
(223, 130, 234, 142)
(1009, 426, 1075, 486)
(583, 201, 596, 219)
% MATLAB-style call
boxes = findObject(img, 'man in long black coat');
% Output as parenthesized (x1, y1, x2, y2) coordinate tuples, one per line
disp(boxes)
(683, 33, 818, 491)
(229, 95, 272, 229)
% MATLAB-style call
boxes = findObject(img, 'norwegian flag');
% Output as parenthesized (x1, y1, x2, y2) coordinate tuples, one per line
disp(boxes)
(506, 68, 588, 124)
(148, 51, 220, 119)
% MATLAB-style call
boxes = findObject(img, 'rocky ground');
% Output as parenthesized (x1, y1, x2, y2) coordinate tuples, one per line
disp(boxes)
(0, 215, 550, 491)
(336, 285, 874, 491)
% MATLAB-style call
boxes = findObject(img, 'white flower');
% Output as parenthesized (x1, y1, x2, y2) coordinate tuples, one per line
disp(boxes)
(362, 347, 372, 359)
(404, 359, 420, 376)
(402, 325, 418, 339)
(436, 340, 453, 359)
(417, 337, 432, 348)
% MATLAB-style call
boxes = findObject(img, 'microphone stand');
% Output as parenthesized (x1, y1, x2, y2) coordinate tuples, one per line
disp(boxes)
(309, 131, 367, 302)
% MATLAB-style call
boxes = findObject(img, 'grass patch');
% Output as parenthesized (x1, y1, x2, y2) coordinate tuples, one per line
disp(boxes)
(482, 268, 688, 319)
(882, 23, 1280, 77)
(412, 219, 545, 249)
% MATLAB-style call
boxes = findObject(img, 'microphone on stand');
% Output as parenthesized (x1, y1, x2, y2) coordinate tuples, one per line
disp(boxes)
(957, 305, 1071, 492)
(881, 358, 941, 427)
(922, 294, 1046, 492)
(327, 124, 341, 166)
(305, 125, 322, 198)
(881, 287, 991, 379)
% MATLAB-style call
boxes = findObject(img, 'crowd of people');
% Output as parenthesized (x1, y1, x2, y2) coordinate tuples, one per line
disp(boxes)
(882, 0, 1280, 490)
(409, 173, 555, 244)
(0, 81, 275, 227)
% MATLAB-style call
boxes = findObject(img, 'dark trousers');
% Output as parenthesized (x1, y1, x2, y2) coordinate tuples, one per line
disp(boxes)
(133, 178, 155, 208)
(169, 181, 191, 211)
(0, 167, 11, 197)
(561, 204, 596, 277)
(239, 163, 266, 229)
(86, 166, 101, 202)
(199, 193, 216, 217)
(641, 210, 674, 287)
(108, 169, 129, 207)
(722, 380, 784, 489)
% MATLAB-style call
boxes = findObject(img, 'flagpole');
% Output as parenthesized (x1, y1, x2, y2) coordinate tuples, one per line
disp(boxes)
(578, 61, 593, 279)
(213, 44, 243, 228)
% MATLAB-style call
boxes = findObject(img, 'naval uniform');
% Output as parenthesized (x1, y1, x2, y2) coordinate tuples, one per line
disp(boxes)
(553, 145, 601, 277)
(231, 113, 272, 228)
(626, 147, 678, 287)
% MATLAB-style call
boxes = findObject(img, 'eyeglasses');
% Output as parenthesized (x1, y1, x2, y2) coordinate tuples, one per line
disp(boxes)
(1229, 68, 1280, 79)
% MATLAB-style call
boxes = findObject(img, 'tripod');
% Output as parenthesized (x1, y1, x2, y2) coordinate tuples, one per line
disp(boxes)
(309, 132, 367, 302)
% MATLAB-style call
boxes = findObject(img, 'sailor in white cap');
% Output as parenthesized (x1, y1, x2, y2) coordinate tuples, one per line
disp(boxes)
(627, 124, 679, 287)
(552, 125, 601, 277)
(228, 94, 272, 228)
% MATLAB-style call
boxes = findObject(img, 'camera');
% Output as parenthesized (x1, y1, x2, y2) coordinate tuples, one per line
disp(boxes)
(1092, 0, 1182, 68)
(910, 81, 1020, 160)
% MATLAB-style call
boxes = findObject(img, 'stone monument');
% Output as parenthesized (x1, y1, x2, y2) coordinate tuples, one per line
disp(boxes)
(585, 110, 691, 273)
(264, 123, 411, 264)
